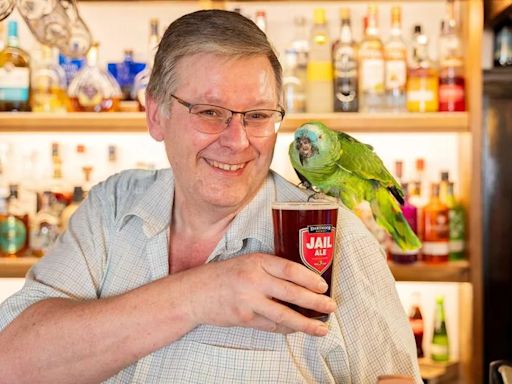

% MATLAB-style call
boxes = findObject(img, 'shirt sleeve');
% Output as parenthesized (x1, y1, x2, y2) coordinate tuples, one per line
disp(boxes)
(329, 213, 422, 382)
(0, 182, 112, 332)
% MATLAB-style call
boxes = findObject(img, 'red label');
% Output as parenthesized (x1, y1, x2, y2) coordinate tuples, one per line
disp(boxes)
(299, 225, 335, 275)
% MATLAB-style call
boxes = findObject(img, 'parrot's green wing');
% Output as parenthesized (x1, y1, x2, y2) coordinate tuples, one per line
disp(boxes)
(335, 132, 404, 203)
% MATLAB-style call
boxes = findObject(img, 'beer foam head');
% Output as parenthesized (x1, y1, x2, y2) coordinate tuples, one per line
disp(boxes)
(272, 201, 339, 210)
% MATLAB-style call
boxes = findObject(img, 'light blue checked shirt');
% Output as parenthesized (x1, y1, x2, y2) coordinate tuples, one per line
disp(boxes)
(0, 168, 421, 383)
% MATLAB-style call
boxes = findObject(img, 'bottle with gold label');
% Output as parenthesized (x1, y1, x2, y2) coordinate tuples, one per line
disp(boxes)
(0, 185, 29, 257)
(0, 20, 31, 111)
(306, 8, 333, 113)
(406, 25, 439, 112)
(31, 45, 69, 112)
(68, 42, 122, 112)
(358, 4, 385, 113)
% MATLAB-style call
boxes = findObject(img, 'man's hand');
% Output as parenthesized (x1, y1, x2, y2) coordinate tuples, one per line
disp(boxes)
(178, 253, 337, 336)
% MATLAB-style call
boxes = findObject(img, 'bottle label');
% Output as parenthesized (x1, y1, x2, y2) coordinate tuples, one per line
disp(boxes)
(439, 84, 465, 103)
(0, 216, 27, 254)
(449, 240, 464, 252)
(307, 61, 333, 82)
(360, 59, 384, 92)
(299, 225, 335, 275)
(422, 241, 449, 255)
(385, 60, 406, 89)
(78, 84, 103, 107)
(430, 343, 449, 356)
(409, 318, 424, 334)
(424, 210, 450, 240)
(0, 67, 30, 102)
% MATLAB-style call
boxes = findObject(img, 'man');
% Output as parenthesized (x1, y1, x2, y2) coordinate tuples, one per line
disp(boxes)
(0, 10, 421, 383)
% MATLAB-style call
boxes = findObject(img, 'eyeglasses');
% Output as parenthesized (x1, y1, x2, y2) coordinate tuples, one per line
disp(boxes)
(170, 94, 285, 137)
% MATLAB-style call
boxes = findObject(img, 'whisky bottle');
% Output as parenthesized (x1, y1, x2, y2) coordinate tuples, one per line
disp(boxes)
(306, 8, 333, 113)
(332, 8, 358, 112)
(0, 20, 31, 111)
(282, 49, 306, 113)
(384, 6, 407, 112)
(406, 25, 439, 112)
(0, 185, 29, 257)
(31, 45, 69, 112)
(358, 5, 385, 112)
(133, 18, 160, 111)
(431, 295, 450, 362)
(422, 183, 449, 263)
(68, 41, 122, 112)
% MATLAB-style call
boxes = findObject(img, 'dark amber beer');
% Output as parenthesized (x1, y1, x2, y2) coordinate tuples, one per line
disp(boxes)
(272, 201, 338, 321)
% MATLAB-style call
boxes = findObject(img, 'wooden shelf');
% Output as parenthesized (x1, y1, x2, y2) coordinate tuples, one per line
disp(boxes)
(0, 257, 39, 278)
(0, 111, 469, 134)
(389, 260, 470, 283)
(1, 256, 470, 281)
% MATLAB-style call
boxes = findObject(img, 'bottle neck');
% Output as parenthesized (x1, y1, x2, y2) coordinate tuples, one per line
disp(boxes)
(339, 21, 353, 44)
(87, 46, 99, 67)
(7, 33, 19, 48)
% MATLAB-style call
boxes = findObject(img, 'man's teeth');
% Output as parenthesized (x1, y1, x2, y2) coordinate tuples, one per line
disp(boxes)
(208, 160, 246, 171)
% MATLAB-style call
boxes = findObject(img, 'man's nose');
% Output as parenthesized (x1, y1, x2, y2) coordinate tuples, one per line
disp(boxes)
(220, 112, 250, 148)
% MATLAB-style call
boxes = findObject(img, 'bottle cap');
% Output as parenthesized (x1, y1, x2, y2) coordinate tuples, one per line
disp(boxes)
(339, 8, 350, 21)
(7, 20, 17, 37)
(313, 8, 326, 24)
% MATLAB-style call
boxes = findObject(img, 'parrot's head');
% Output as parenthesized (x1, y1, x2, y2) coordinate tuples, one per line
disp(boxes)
(289, 122, 342, 181)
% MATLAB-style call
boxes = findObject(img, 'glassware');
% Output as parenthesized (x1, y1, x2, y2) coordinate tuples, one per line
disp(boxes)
(22, 0, 71, 49)
(16, 0, 57, 20)
(31, 44, 69, 112)
(0, 20, 31, 112)
(0, 0, 15, 21)
(68, 41, 122, 112)
(133, 18, 160, 111)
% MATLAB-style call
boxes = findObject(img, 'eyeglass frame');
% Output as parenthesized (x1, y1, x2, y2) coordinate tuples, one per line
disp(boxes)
(169, 94, 286, 137)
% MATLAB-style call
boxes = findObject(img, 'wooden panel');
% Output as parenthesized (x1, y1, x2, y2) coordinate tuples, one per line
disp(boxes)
(0, 112, 469, 133)
(388, 261, 470, 283)
(0, 257, 39, 278)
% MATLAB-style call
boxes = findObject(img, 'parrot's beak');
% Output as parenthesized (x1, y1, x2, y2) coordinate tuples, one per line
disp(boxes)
(295, 134, 314, 166)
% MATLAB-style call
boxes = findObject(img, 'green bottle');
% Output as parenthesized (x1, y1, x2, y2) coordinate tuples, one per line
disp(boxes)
(431, 295, 450, 362)
(445, 182, 465, 260)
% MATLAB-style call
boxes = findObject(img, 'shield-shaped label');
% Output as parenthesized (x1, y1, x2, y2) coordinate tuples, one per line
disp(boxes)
(299, 224, 335, 275)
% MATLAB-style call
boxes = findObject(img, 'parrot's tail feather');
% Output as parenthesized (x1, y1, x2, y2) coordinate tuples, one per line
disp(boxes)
(388, 185, 405, 206)
(371, 188, 422, 251)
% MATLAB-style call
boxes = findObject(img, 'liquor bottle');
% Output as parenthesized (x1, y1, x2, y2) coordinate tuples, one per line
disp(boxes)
(288, 16, 309, 102)
(0, 20, 31, 112)
(282, 49, 306, 113)
(306, 8, 333, 113)
(422, 183, 449, 263)
(408, 292, 424, 358)
(0, 185, 29, 257)
(31, 45, 69, 112)
(445, 181, 465, 260)
(107, 49, 145, 101)
(59, 52, 86, 87)
(30, 190, 60, 257)
(494, 17, 512, 67)
(255, 10, 267, 34)
(106, 144, 120, 178)
(60, 186, 84, 231)
(384, 6, 407, 112)
(68, 41, 122, 112)
(358, 5, 385, 113)
(391, 183, 419, 264)
(406, 25, 439, 112)
(48, 143, 72, 209)
(332, 8, 358, 112)
(438, 0, 466, 112)
(133, 18, 160, 111)
(431, 295, 450, 362)
(439, 170, 450, 204)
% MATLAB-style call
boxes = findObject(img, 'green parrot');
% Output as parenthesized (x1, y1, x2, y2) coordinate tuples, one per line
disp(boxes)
(289, 121, 421, 251)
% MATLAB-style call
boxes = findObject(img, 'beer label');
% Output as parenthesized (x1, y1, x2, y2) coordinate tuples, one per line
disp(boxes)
(299, 224, 335, 275)
(0, 216, 27, 254)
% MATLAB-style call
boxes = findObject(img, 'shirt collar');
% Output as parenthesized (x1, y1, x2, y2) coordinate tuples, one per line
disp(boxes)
(119, 169, 174, 238)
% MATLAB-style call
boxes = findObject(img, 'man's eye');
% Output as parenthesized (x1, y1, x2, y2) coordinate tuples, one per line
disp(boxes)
(193, 107, 225, 118)
(246, 111, 272, 120)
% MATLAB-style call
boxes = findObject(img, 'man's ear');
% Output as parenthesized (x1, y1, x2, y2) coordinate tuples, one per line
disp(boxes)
(146, 93, 166, 142)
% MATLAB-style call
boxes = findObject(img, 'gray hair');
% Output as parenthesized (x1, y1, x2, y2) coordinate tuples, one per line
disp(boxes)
(146, 9, 282, 115)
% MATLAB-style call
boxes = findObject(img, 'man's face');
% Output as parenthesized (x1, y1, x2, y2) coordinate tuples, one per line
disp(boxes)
(148, 53, 279, 211)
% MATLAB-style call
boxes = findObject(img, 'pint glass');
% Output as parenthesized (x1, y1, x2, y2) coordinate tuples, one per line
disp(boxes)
(272, 201, 338, 321)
